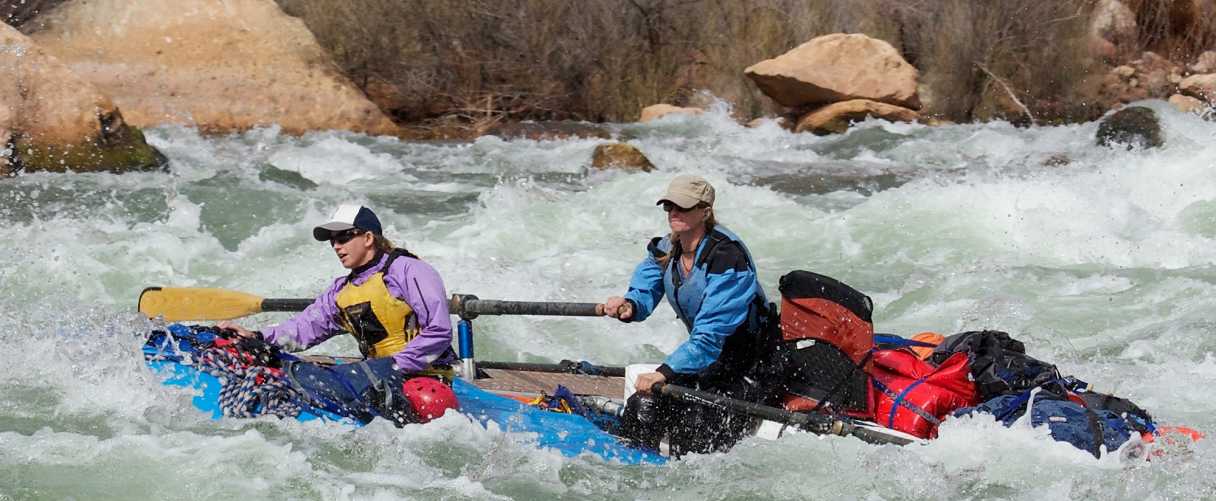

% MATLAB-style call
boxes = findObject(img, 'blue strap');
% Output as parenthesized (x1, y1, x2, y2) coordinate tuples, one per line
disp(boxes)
(872, 377, 939, 429)
(873, 334, 938, 348)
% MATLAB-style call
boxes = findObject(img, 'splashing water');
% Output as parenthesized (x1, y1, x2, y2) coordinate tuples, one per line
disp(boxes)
(1, 100, 1214, 499)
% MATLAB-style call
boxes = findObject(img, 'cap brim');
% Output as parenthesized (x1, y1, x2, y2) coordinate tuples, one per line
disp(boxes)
(655, 194, 700, 209)
(313, 222, 356, 241)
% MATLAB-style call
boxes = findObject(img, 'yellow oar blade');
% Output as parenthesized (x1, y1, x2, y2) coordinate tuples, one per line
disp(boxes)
(138, 287, 265, 321)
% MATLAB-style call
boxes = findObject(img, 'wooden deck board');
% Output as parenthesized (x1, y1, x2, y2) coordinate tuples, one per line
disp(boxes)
(473, 368, 624, 399)
(293, 356, 626, 399)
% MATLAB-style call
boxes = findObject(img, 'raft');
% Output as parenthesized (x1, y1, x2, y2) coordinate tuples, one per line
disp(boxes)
(143, 323, 1201, 463)
(144, 324, 664, 464)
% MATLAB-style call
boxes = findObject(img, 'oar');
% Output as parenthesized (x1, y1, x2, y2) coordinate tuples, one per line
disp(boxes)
(138, 287, 313, 322)
(450, 294, 602, 319)
(653, 382, 916, 446)
(476, 360, 626, 378)
(138, 287, 606, 321)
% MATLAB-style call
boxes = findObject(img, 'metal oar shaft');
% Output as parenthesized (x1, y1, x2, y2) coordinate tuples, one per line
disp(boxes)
(261, 298, 314, 312)
(450, 294, 601, 319)
(258, 298, 603, 317)
(476, 360, 626, 377)
(654, 382, 914, 446)
(256, 296, 602, 317)
(655, 383, 833, 433)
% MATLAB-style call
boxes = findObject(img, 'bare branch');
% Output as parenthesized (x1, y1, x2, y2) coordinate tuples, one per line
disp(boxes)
(975, 62, 1036, 125)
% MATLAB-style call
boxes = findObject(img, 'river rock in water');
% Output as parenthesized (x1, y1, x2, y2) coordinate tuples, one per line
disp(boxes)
(1095, 106, 1164, 149)
(591, 143, 654, 172)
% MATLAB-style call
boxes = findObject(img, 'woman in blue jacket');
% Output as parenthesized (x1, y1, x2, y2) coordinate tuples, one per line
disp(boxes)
(601, 175, 775, 455)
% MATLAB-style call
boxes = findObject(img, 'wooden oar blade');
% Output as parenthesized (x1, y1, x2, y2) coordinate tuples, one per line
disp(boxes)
(138, 287, 265, 321)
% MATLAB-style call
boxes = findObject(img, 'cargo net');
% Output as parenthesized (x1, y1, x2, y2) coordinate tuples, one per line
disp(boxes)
(195, 345, 303, 419)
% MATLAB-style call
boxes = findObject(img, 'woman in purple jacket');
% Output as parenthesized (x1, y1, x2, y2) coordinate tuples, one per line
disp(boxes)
(219, 204, 458, 424)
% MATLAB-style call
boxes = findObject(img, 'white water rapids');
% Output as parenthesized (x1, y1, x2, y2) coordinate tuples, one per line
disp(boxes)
(1, 100, 1214, 499)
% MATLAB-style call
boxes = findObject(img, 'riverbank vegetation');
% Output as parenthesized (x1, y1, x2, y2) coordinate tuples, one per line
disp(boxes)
(276, 0, 1214, 127)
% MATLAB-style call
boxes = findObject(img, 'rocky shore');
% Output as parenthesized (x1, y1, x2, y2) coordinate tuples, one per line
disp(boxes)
(1, 0, 1213, 173)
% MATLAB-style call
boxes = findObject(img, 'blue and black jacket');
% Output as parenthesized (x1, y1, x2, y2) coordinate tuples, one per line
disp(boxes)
(623, 225, 771, 382)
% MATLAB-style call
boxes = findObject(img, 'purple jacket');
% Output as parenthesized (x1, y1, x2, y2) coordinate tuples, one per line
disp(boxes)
(263, 252, 457, 373)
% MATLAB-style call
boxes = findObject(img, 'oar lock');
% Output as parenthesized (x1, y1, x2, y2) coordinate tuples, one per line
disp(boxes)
(449, 294, 481, 320)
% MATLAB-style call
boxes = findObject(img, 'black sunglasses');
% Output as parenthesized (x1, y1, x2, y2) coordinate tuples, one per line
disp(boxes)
(661, 201, 703, 213)
(329, 229, 366, 245)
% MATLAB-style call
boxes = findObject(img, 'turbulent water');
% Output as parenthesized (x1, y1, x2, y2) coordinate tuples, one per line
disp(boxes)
(2, 100, 1215, 500)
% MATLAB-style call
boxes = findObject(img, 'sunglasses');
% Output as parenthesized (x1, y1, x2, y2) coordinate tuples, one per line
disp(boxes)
(661, 201, 704, 213)
(329, 229, 366, 245)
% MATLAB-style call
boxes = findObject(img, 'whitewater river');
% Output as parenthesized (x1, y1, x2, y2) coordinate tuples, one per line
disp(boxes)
(1, 100, 1214, 500)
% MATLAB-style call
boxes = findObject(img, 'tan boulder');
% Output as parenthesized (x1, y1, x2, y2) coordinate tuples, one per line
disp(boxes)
(28, 0, 397, 136)
(1192, 51, 1216, 74)
(639, 104, 704, 123)
(794, 99, 918, 135)
(0, 23, 164, 174)
(590, 143, 655, 172)
(1136, 52, 1180, 75)
(745, 33, 920, 110)
(1180, 74, 1216, 103)
(1139, 68, 1173, 96)
(1169, 94, 1208, 114)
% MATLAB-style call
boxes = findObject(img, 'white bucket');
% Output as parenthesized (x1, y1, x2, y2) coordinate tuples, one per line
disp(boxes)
(623, 363, 662, 401)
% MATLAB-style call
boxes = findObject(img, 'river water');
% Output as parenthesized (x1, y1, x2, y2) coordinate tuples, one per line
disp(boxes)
(1, 101, 1214, 500)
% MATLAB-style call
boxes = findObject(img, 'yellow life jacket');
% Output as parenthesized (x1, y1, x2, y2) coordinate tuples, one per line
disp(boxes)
(335, 250, 419, 359)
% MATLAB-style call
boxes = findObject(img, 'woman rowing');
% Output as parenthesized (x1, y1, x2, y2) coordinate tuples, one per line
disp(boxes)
(218, 204, 458, 424)
(600, 175, 777, 455)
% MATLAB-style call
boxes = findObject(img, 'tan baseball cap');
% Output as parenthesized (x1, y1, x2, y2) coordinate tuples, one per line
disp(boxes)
(656, 175, 715, 209)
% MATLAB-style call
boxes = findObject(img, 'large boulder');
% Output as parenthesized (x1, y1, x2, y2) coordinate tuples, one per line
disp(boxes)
(1168, 94, 1209, 115)
(0, 23, 164, 174)
(639, 104, 703, 123)
(1134, 52, 1182, 97)
(590, 143, 654, 172)
(1096, 106, 1164, 149)
(27, 0, 398, 136)
(745, 33, 920, 111)
(1180, 74, 1216, 104)
(794, 99, 918, 135)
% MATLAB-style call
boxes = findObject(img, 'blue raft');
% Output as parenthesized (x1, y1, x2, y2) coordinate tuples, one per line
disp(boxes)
(144, 323, 664, 465)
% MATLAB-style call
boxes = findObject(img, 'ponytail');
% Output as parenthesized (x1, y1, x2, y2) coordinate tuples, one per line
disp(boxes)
(374, 234, 418, 259)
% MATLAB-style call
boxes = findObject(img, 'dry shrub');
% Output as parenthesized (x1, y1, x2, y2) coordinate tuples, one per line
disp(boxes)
(1126, 0, 1216, 62)
(278, 0, 656, 124)
(278, 0, 1111, 125)
(664, 0, 903, 119)
(276, 0, 907, 124)
(882, 0, 1096, 123)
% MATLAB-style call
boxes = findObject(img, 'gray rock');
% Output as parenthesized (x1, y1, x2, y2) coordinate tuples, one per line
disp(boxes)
(1096, 106, 1163, 149)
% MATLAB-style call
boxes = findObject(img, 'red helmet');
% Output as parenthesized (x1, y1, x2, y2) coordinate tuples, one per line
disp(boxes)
(402, 377, 459, 423)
